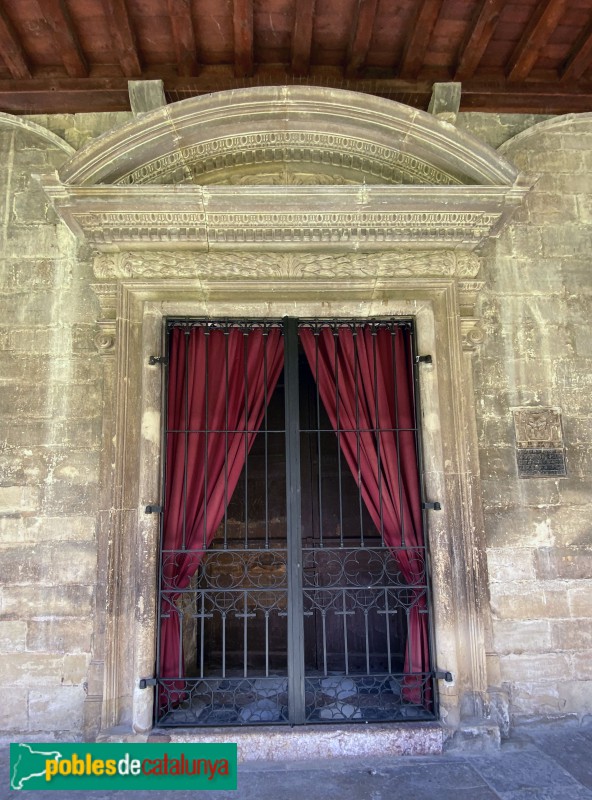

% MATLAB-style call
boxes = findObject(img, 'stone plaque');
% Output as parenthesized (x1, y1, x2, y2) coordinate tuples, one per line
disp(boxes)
(512, 407, 566, 478)
(516, 448, 567, 478)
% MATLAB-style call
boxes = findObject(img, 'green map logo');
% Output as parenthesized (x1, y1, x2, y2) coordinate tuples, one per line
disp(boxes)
(10, 742, 237, 791)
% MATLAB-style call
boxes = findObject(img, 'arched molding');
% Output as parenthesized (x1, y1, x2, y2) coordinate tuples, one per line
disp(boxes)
(499, 111, 592, 156)
(58, 86, 521, 188)
(0, 112, 75, 156)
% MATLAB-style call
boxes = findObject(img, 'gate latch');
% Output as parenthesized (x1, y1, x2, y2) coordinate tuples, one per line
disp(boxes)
(415, 355, 433, 364)
(422, 501, 441, 511)
(139, 678, 158, 689)
(145, 504, 164, 514)
(149, 355, 168, 366)
(434, 670, 453, 682)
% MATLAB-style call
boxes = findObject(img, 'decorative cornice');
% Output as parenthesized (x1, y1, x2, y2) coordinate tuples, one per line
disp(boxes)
(38, 179, 529, 252)
(92, 250, 482, 281)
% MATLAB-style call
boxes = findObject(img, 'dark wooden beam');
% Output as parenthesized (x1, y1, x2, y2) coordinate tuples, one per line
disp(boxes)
(38, 0, 88, 78)
(0, 71, 591, 116)
(345, 0, 379, 79)
(560, 17, 592, 82)
(399, 0, 445, 79)
(233, 0, 254, 78)
(454, 0, 504, 81)
(167, 0, 197, 77)
(0, 5, 32, 79)
(101, 0, 141, 78)
(507, 0, 566, 83)
(291, 0, 315, 75)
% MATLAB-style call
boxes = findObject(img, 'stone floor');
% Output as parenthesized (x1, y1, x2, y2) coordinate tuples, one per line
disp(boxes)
(1, 718, 591, 799)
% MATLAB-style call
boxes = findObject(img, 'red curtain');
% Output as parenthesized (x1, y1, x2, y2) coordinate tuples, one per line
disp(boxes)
(159, 326, 284, 700)
(299, 325, 430, 704)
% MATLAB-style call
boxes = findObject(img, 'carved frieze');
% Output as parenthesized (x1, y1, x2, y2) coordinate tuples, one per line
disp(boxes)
(115, 132, 463, 188)
(93, 250, 482, 281)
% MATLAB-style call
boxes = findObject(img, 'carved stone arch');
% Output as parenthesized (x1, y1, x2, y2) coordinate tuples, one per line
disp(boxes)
(38, 87, 531, 748)
(0, 112, 75, 156)
(58, 86, 520, 189)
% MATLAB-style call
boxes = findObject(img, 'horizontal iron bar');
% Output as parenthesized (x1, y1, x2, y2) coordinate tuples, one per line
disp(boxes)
(415, 355, 433, 364)
(422, 501, 441, 510)
(139, 677, 157, 688)
(145, 504, 164, 514)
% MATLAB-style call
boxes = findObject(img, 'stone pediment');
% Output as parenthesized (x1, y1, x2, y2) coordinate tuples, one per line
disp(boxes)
(39, 86, 533, 252)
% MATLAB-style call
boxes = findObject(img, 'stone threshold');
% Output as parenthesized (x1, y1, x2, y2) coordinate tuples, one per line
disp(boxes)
(99, 722, 445, 761)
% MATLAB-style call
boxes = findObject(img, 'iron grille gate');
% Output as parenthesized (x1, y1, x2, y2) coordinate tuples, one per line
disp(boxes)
(155, 318, 436, 726)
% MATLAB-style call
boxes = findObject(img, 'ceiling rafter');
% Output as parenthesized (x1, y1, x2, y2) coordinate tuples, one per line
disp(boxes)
(0, 5, 32, 79)
(506, 0, 566, 83)
(233, 0, 254, 78)
(101, 0, 141, 78)
(560, 17, 592, 83)
(345, 0, 379, 79)
(455, 0, 505, 81)
(291, 0, 315, 75)
(399, 0, 445, 79)
(167, 0, 198, 77)
(38, 0, 88, 78)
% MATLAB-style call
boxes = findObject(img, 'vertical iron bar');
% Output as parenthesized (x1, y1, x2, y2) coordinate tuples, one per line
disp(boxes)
(342, 589, 349, 675)
(223, 330, 229, 549)
(314, 329, 324, 548)
(244, 331, 249, 549)
(284, 317, 305, 725)
(182, 329, 190, 551)
(364, 609, 370, 674)
(391, 329, 405, 548)
(333, 329, 344, 547)
(321, 611, 328, 676)
(222, 612, 226, 679)
(200, 591, 205, 678)
(264, 331, 269, 549)
(203, 331, 209, 550)
(353, 328, 364, 547)
(384, 588, 392, 674)
(372, 329, 385, 541)
(265, 611, 270, 676)
(243, 591, 248, 678)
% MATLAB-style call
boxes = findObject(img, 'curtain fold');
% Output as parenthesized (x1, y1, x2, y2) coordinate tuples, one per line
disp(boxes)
(299, 325, 430, 705)
(159, 326, 284, 707)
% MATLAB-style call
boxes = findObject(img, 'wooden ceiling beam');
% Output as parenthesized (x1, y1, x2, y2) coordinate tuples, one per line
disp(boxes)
(560, 18, 592, 83)
(454, 0, 504, 81)
(102, 0, 141, 77)
(291, 0, 316, 76)
(167, 0, 198, 77)
(38, 0, 87, 78)
(0, 5, 32, 79)
(233, 0, 254, 78)
(399, 0, 445, 79)
(345, 0, 379, 79)
(507, 0, 566, 83)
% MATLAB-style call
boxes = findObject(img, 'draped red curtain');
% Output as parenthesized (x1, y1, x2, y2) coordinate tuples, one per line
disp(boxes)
(159, 326, 284, 701)
(299, 325, 430, 704)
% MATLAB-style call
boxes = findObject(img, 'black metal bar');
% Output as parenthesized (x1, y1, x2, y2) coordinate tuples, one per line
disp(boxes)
(182, 329, 190, 552)
(353, 328, 365, 547)
(333, 328, 344, 548)
(149, 355, 168, 365)
(314, 328, 324, 549)
(284, 317, 306, 725)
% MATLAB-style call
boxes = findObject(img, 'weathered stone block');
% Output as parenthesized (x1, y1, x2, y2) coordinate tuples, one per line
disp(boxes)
(567, 583, 592, 617)
(41, 483, 99, 516)
(26, 618, 93, 653)
(536, 547, 592, 580)
(573, 650, 592, 679)
(489, 582, 570, 620)
(0, 688, 28, 730)
(0, 485, 40, 514)
(551, 619, 592, 650)
(0, 541, 97, 584)
(28, 685, 85, 732)
(1, 585, 94, 618)
(556, 681, 592, 715)
(487, 548, 536, 583)
(492, 619, 552, 655)
(0, 653, 67, 686)
(499, 653, 572, 682)
(484, 508, 554, 548)
(0, 620, 27, 652)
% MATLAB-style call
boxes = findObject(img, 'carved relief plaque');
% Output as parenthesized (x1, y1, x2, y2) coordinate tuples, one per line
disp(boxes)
(512, 407, 566, 478)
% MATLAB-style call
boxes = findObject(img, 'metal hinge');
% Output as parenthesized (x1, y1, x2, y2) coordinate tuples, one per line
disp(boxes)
(422, 501, 442, 511)
(139, 677, 158, 689)
(415, 355, 433, 364)
(434, 670, 453, 682)
(145, 504, 164, 514)
(149, 355, 168, 365)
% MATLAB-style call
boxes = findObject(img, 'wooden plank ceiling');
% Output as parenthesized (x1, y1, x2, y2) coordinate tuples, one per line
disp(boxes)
(1, 0, 592, 114)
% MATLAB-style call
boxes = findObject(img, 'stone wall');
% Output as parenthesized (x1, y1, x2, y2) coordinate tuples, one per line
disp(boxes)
(472, 115, 592, 722)
(0, 106, 590, 739)
(0, 116, 102, 738)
